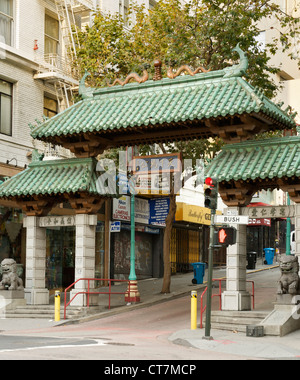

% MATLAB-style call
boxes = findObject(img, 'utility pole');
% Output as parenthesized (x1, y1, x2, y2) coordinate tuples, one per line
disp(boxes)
(202, 177, 218, 340)
(203, 209, 216, 340)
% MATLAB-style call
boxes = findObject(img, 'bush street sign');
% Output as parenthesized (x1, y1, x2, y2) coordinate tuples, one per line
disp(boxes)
(215, 215, 249, 224)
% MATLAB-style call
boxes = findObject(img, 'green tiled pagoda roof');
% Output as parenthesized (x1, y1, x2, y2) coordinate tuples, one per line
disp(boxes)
(30, 69, 296, 142)
(0, 157, 102, 198)
(206, 136, 300, 182)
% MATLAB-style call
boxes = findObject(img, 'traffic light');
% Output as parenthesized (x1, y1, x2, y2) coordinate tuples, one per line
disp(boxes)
(204, 177, 218, 210)
(216, 227, 236, 246)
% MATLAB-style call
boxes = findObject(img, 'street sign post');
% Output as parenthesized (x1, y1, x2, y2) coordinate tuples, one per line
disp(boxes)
(203, 177, 218, 341)
(215, 215, 249, 224)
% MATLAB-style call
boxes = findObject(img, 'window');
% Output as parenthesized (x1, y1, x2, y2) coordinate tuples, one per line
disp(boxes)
(45, 14, 59, 56)
(0, 0, 13, 46)
(0, 79, 12, 136)
(255, 31, 266, 52)
(281, 0, 287, 13)
(119, 0, 129, 26)
(44, 96, 58, 118)
(149, 0, 157, 10)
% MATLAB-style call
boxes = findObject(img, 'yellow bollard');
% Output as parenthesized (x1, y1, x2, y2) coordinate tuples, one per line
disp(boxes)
(191, 291, 197, 330)
(55, 290, 60, 322)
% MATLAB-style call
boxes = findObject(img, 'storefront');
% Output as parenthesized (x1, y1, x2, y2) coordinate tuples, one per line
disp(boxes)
(111, 195, 165, 279)
(246, 202, 277, 258)
(174, 202, 226, 272)
(46, 226, 75, 291)
(170, 227, 205, 273)
(44, 212, 107, 293)
(111, 225, 162, 279)
(246, 217, 274, 258)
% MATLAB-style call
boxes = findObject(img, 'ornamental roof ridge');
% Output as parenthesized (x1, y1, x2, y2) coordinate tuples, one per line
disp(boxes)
(222, 135, 300, 151)
(79, 44, 248, 99)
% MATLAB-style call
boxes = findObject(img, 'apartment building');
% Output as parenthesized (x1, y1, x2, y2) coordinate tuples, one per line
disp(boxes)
(259, 0, 300, 124)
(0, 0, 98, 273)
(0, 0, 157, 171)
(0, 0, 158, 287)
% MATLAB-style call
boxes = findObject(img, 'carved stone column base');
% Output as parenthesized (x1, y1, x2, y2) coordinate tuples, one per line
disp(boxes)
(222, 290, 251, 311)
(125, 281, 140, 303)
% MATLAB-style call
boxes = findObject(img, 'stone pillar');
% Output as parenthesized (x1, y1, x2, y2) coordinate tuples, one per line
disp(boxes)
(24, 216, 49, 305)
(294, 204, 300, 266)
(70, 214, 98, 306)
(222, 207, 251, 311)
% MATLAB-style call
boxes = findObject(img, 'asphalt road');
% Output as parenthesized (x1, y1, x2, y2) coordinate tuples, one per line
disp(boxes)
(0, 267, 280, 362)
(0, 296, 255, 361)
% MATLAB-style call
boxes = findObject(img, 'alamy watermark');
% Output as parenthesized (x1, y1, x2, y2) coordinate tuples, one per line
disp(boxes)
(95, 151, 205, 196)
(292, 296, 300, 320)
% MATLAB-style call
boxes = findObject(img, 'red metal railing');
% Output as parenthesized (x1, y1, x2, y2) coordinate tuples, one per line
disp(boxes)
(64, 278, 130, 320)
(200, 279, 255, 329)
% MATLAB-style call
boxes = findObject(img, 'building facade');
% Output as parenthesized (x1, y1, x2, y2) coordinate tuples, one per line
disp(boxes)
(0, 0, 158, 296)
(0, 0, 298, 303)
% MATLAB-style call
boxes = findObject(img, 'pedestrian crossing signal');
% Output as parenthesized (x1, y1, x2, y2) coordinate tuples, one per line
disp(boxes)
(217, 227, 236, 246)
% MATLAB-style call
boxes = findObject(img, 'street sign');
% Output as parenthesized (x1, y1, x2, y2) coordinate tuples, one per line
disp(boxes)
(110, 221, 121, 232)
(215, 215, 249, 224)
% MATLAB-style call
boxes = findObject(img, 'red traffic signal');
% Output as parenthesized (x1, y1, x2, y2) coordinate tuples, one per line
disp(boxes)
(205, 177, 215, 186)
(216, 227, 236, 246)
(204, 177, 218, 209)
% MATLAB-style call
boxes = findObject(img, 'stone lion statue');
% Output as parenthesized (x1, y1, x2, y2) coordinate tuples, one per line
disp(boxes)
(277, 255, 300, 295)
(0, 259, 24, 291)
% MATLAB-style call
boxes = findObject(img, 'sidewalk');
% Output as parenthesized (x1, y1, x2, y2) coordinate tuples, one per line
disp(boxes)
(169, 328, 300, 360)
(168, 263, 300, 360)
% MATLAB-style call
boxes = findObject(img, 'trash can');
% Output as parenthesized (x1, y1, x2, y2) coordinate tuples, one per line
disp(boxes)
(191, 262, 205, 284)
(247, 252, 257, 270)
(264, 248, 275, 265)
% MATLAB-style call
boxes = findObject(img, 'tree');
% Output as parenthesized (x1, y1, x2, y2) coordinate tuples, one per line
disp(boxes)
(76, 0, 300, 97)
(74, 0, 300, 293)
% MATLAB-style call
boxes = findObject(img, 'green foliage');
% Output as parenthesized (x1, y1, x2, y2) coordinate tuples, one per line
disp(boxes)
(75, 0, 300, 161)
(76, 0, 300, 97)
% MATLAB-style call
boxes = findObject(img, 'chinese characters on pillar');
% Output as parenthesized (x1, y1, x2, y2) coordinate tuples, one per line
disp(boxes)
(242, 206, 295, 219)
(39, 216, 76, 227)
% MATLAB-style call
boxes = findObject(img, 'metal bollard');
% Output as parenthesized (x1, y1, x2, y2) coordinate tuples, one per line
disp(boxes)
(191, 291, 197, 330)
(55, 290, 60, 322)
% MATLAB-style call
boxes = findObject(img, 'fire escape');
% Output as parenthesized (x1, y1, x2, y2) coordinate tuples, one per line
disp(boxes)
(34, 0, 93, 111)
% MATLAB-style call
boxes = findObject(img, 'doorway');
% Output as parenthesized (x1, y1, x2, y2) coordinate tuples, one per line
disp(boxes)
(46, 227, 75, 293)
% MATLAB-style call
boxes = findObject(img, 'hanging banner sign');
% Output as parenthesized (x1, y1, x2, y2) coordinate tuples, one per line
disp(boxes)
(112, 196, 131, 222)
(149, 198, 170, 226)
(248, 218, 271, 227)
(133, 153, 182, 195)
(112, 196, 150, 225)
(133, 153, 182, 174)
(134, 197, 150, 224)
